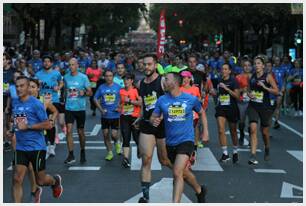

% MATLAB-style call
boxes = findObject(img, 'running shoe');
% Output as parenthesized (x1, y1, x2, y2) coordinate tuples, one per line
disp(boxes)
(80, 150, 86, 163)
(52, 174, 63, 198)
(31, 186, 42, 203)
(248, 155, 258, 165)
(122, 157, 131, 168)
(138, 197, 149, 203)
(115, 143, 122, 155)
(219, 154, 230, 162)
(197, 141, 204, 148)
(105, 151, 114, 161)
(196, 185, 207, 203)
(232, 153, 239, 164)
(264, 148, 270, 161)
(64, 154, 76, 164)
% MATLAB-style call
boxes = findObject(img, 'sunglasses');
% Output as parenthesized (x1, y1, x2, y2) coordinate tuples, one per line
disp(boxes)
(68, 88, 77, 92)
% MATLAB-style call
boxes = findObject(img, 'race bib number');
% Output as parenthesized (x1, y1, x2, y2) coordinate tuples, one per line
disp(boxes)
(104, 94, 116, 105)
(168, 105, 186, 122)
(3, 83, 9, 92)
(144, 92, 158, 111)
(123, 103, 134, 115)
(90, 81, 97, 88)
(251, 91, 264, 103)
(219, 94, 230, 106)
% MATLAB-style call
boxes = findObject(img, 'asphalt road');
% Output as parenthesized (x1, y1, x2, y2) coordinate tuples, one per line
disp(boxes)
(3, 98, 303, 203)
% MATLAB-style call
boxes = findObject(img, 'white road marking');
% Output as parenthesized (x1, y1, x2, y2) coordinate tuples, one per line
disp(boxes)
(131, 146, 161, 171)
(272, 118, 303, 138)
(59, 140, 136, 144)
(280, 182, 303, 199)
(85, 146, 106, 150)
(68, 166, 101, 171)
(254, 169, 286, 174)
(125, 178, 192, 203)
(192, 148, 223, 171)
(287, 150, 303, 162)
(237, 148, 262, 152)
(91, 124, 102, 136)
(7, 166, 12, 171)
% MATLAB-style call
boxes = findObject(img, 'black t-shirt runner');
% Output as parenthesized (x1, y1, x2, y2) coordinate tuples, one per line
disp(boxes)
(216, 76, 239, 110)
(139, 75, 164, 120)
(249, 72, 271, 109)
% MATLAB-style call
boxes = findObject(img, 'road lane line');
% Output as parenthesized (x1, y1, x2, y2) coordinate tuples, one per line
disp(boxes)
(237, 148, 262, 152)
(254, 169, 286, 174)
(91, 124, 102, 136)
(68, 166, 101, 171)
(272, 118, 303, 138)
(85, 146, 106, 150)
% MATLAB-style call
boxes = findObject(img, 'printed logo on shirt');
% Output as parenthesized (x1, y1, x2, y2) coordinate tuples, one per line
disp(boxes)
(167, 103, 187, 122)
(13, 113, 28, 131)
(68, 87, 79, 98)
(144, 91, 158, 111)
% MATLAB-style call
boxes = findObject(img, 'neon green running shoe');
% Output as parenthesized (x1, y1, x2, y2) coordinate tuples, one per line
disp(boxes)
(105, 151, 114, 161)
(115, 143, 122, 155)
(197, 142, 204, 148)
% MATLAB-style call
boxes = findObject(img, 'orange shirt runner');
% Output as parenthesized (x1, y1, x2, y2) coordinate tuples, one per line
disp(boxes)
(119, 87, 141, 118)
(180, 85, 201, 119)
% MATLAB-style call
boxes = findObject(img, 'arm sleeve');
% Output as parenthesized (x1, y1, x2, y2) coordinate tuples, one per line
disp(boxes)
(94, 86, 101, 100)
(84, 75, 91, 88)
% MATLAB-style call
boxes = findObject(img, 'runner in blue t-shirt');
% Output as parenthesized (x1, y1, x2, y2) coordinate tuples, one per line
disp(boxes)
(151, 72, 207, 203)
(272, 56, 286, 129)
(94, 70, 122, 161)
(113, 62, 126, 88)
(63, 58, 92, 165)
(8, 76, 63, 203)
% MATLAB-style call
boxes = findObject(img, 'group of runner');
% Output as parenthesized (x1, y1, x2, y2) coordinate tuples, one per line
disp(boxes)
(3, 48, 303, 203)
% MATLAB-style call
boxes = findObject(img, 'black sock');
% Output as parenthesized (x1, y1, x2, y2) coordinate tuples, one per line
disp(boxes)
(194, 145, 197, 151)
(81, 149, 85, 154)
(141, 181, 150, 200)
(69, 151, 74, 156)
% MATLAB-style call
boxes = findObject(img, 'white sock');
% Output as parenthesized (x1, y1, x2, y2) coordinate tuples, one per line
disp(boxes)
(233, 146, 238, 154)
(222, 146, 228, 155)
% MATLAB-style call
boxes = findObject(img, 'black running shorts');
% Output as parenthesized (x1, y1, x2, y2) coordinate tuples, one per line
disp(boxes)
(65, 110, 86, 129)
(139, 119, 165, 139)
(247, 105, 273, 127)
(13, 150, 46, 172)
(101, 118, 119, 130)
(215, 107, 240, 123)
(166, 141, 194, 164)
(53, 102, 65, 114)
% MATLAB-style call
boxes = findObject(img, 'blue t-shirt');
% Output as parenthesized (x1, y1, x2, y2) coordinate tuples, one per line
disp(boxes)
(78, 57, 91, 73)
(234, 66, 243, 75)
(12, 96, 48, 151)
(113, 75, 125, 88)
(281, 63, 293, 75)
(28, 58, 43, 73)
(107, 60, 116, 72)
(153, 92, 202, 146)
(94, 83, 121, 119)
(208, 58, 223, 80)
(9, 84, 18, 100)
(273, 66, 286, 90)
(64, 72, 91, 111)
(35, 69, 62, 103)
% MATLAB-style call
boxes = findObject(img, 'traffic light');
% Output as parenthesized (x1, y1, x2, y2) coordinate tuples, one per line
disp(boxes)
(294, 30, 302, 45)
